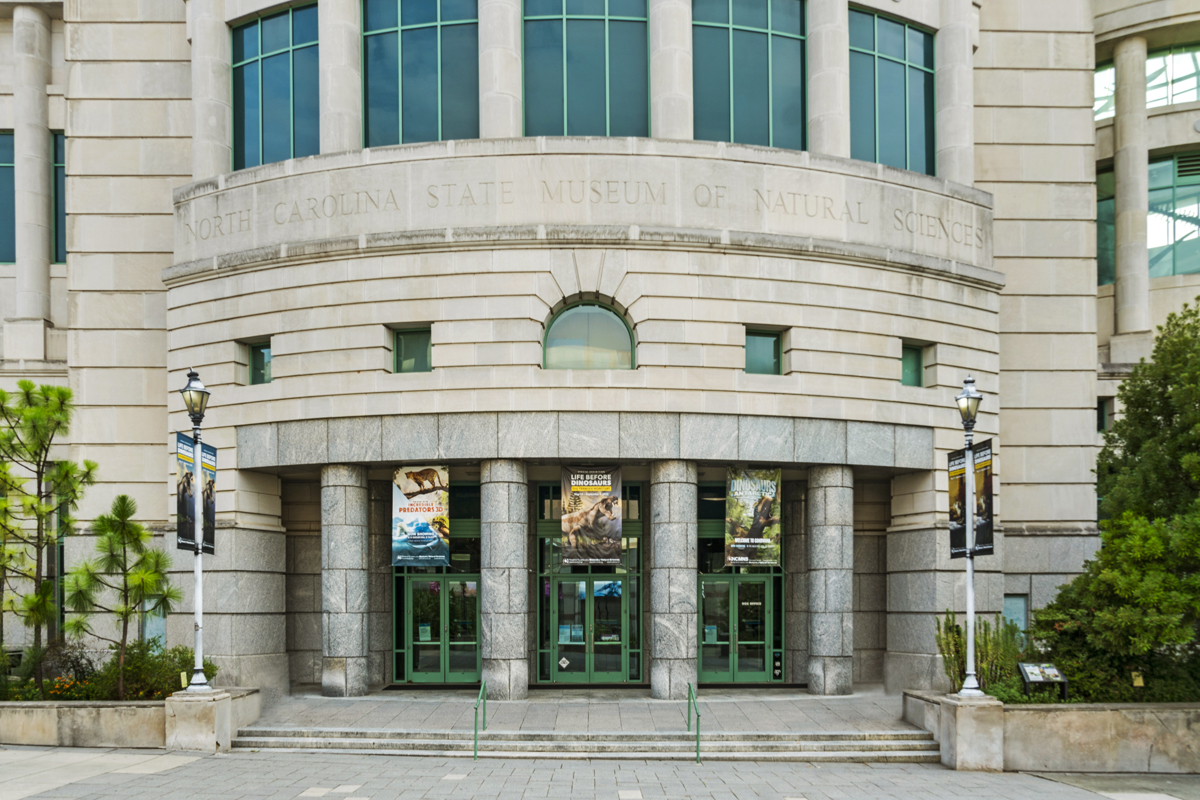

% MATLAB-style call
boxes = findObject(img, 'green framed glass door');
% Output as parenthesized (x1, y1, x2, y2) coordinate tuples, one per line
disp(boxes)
(407, 576, 480, 683)
(551, 576, 626, 682)
(734, 578, 770, 682)
(698, 575, 772, 683)
(699, 577, 733, 681)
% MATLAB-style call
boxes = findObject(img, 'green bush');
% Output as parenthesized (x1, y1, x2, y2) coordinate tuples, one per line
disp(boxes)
(934, 611, 1024, 694)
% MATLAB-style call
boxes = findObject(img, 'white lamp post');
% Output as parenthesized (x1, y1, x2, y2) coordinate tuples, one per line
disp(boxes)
(180, 369, 211, 692)
(955, 375, 984, 697)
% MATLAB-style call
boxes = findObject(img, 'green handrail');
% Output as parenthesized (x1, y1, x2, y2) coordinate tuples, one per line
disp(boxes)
(686, 683, 701, 764)
(473, 682, 487, 761)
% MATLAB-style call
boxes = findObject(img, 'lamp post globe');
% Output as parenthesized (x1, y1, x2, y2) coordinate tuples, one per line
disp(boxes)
(180, 368, 212, 692)
(955, 374, 985, 698)
(180, 369, 210, 426)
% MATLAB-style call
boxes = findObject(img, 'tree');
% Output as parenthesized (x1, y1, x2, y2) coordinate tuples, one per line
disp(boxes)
(0, 381, 97, 697)
(64, 495, 180, 700)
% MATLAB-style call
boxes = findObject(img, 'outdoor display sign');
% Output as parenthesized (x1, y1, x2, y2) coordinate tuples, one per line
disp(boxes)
(561, 466, 623, 566)
(725, 467, 782, 567)
(392, 466, 450, 567)
(175, 432, 216, 554)
(1018, 661, 1069, 700)
(948, 438, 994, 559)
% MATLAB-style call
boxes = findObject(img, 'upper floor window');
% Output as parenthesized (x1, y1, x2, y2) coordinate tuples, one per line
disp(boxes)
(364, 0, 480, 146)
(692, 0, 804, 149)
(544, 303, 634, 369)
(849, 9, 934, 175)
(1148, 44, 1200, 109)
(900, 343, 923, 386)
(1148, 153, 1200, 278)
(250, 342, 273, 384)
(523, 0, 648, 137)
(744, 329, 781, 374)
(233, 4, 320, 170)
(1094, 63, 1115, 120)
(1097, 168, 1114, 286)
(0, 132, 67, 264)
(395, 328, 432, 373)
(0, 133, 13, 263)
(53, 133, 65, 264)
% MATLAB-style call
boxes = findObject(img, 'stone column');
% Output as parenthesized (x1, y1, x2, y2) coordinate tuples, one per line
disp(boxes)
(478, 0, 523, 138)
(190, 0, 232, 180)
(6, 5, 52, 362)
(807, 465, 853, 695)
(806, 0, 850, 158)
(649, 0, 692, 140)
(935, 0, 974, 185)
(320, 0, 363, 153)
(650, 460, 697, 700)
(1112, 35, 1152, 362)
(782, 480, 807, 684)
(321, 465, 370, 697)
(481, 459, 529, 700)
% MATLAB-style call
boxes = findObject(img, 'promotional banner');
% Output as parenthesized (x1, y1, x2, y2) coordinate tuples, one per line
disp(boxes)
(725, 467, 782, 566)
(392, 467, 450, 567)
(949, 439, 994, 558)
(561, 467, 622, 566)
(175, 432, 216, 554)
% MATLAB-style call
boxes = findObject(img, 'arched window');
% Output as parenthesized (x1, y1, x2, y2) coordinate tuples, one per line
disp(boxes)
(544, 303, 634, 369)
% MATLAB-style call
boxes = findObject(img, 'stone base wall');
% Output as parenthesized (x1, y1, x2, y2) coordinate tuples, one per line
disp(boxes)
(282, 480, 323, 685)
(853, 480, 888, 683)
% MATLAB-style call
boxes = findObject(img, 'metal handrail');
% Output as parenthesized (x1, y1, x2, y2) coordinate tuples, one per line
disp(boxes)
(473, 682, 487, 761)
(686, 683, 701, 763)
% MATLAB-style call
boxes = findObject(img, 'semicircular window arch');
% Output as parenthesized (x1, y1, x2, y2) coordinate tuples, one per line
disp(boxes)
(543, 303, 635, 370)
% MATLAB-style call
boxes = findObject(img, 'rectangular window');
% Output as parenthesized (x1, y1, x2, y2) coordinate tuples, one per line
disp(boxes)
(1097, 397, 1113, 432)
(53, 133, 65, 264)
(1097, 168, 1115, 286)
(692, 0, 805, 149)
(1138, 153, 1200, 283)
(1094, 63, 1115, 120)
(364, 0, 480, 147)
(744, 330, 781, 375)
(1002, 594, 1028, 632)
(233, 4, 320, 170)
(1146, 44, 1200, 110)
(395, 328, 432, 373)
(900, 344, 923, 387)
(848, 9, 934, 175)
(523, 0, 649, 137)
(0, 132, 12, 263)
(250, 342, 273, 384)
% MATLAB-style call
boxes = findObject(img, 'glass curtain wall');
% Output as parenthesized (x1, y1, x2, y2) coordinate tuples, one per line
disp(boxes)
(233, 4, 320, 170)
(1148, 44, 1200, 108)
(692, 0, 805, 149)
(523, 0, 649, 136)
(1094, 63, 1115, 120)
(848, 9, 935, 175)
(1148, 154, 1200, 278)
(364, 0, 480, 145)
(0, 133, 13, 264)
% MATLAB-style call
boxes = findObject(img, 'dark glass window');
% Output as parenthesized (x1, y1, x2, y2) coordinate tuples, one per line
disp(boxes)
(233, 4, 320, 170)
(53, 133, 65, 264)
(395, 328, 433, 373)
(744, 330, 781, 375)
(364, 0, 480, 146)
(250, 342, 273, 385)
(1097, 169, 1115, 286)
(544, 304, 634, 369)
(900, 344, 923, 387)
(0, 132, 12, 263)
(523, 0, 649, 136)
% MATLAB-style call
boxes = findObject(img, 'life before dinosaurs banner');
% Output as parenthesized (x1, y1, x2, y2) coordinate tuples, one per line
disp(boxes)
(949, 439, 994, 559)
(175, 432, 216, 554)
(561, 466, 623, 566)
(392, 466, 450, 567)
(725, 467, 782, 567)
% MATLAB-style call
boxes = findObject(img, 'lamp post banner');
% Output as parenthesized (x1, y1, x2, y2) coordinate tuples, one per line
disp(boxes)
(392, 466, 450, 567)
(725, 467, 782, 567)
(561, 466, 623, 566)
(175, 432, 216, 554)
(949, 439, 994, 558)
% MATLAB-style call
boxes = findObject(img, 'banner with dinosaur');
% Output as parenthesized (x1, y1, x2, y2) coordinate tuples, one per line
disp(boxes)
(392, 466, 450, 567)
(175, 431, 216, 555)
(725, 467, 782, 567)
(561, 466, 623, 566)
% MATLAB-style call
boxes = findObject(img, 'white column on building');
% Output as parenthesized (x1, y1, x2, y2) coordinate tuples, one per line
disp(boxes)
(7, 4, 52, 362)
(189, 0, 232, 180)
(807, 465, 853, 695)
(935, 0, 974, 185)
(1112, 35, 1152, 361)
(320, 0, 363, 153)
(806, 0, 850, 158)
(480, 459, 529, 699)
(478, 0, 523, 138)
(649, 0, 692, 140)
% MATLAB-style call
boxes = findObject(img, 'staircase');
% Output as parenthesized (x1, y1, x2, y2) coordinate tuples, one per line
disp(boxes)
(233, 725, 940, 762)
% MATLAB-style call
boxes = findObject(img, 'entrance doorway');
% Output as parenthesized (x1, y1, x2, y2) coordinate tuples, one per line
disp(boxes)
(406, 576, 480, 683)
(698, 575, 772, 682)
(550, 576, 627, 682)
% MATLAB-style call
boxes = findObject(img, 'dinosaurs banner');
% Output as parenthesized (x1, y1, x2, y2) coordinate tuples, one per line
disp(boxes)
(175, 431, 216, 554)
(392, 466, 450, 567)
(725, 467, 782, 567)
(561, 466, 623, 566)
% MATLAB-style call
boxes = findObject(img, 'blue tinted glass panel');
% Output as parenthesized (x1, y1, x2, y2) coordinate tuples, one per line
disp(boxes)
(293, 45, 320, 157)
(442, 0, 478, 21)
(1002, 595, 1028, 632)
(365, 33, 400, 146)
(907, 67, 933, 175)
(900, 345, 922, 386)
(771, 35, 803, 150)
(365, 0, 399, 30)
(732, 30, 768, 146)
(771, 0, 801, 35)
(1175, 184, 1200, 275)
(396, 329, 433, 373)
(692, 0, 727, 24)
(440, 23, 480, 139)
(233, 20, 258, 62)
(877, 17, 904, 59)
(848, 10, 872, 50)
(693, 26, 730, 141)
(53, 132, 64, 163)
(744, 332, 779, 374)
(261, 11, 290, 52)
(0, 165, 13, 263)
(731, 0, 766, 28)
(609, 21, 648, 136)
(54, 164, 65, 263)
(1149, 187, 1174, 277)
(849, 50, 874, 161)
(261, 53, 292, 164)
(233, 62, 261, 169)
(877, 58, 905, 168)
(1149, 159, 1173, 189)
(526, 0, 561, 15)
(0, 133, 12, 164)
(1097, 195, 1115, 286)
(524, 21, 564, 134)
(908, 26, 932, 69)
(566, 20, 606, 135)
(610, 0, 645, 17)
(402, 0, 438, 25)
(293, 5, 319, 43)
(402, 27, 440, 143)
(567, 0, 604, 14)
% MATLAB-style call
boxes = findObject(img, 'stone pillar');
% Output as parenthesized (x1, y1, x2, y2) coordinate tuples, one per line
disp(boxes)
(6, 5, 52, 362)
(321, 464, 370, 697)
(649, 0, 692, 140)
(807, 465, 853, 695)
(481, 459, 529, 700)
(1112, 35, 1153, 362)
(806, 0, 850, 158)
(190, 0, 232, 180)
(782, 480, 807, 684)
(478, 0, 523, 138)
(368, 480, 393, 685)
(935, 0, 974, 185)
(650, 460, 697, 700)
(319, 0, 363, 153)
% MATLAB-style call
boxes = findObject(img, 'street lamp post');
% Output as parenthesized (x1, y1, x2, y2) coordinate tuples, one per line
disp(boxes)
(955, 375, 984, 698)
(180, 369, 211, 692)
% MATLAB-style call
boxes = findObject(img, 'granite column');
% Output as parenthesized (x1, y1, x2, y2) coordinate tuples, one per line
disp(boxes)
(650, 460, 697, 700)
(321, 464, 370, 697)
(481, 459, 529, 700)
(807, 465, 853, 695)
